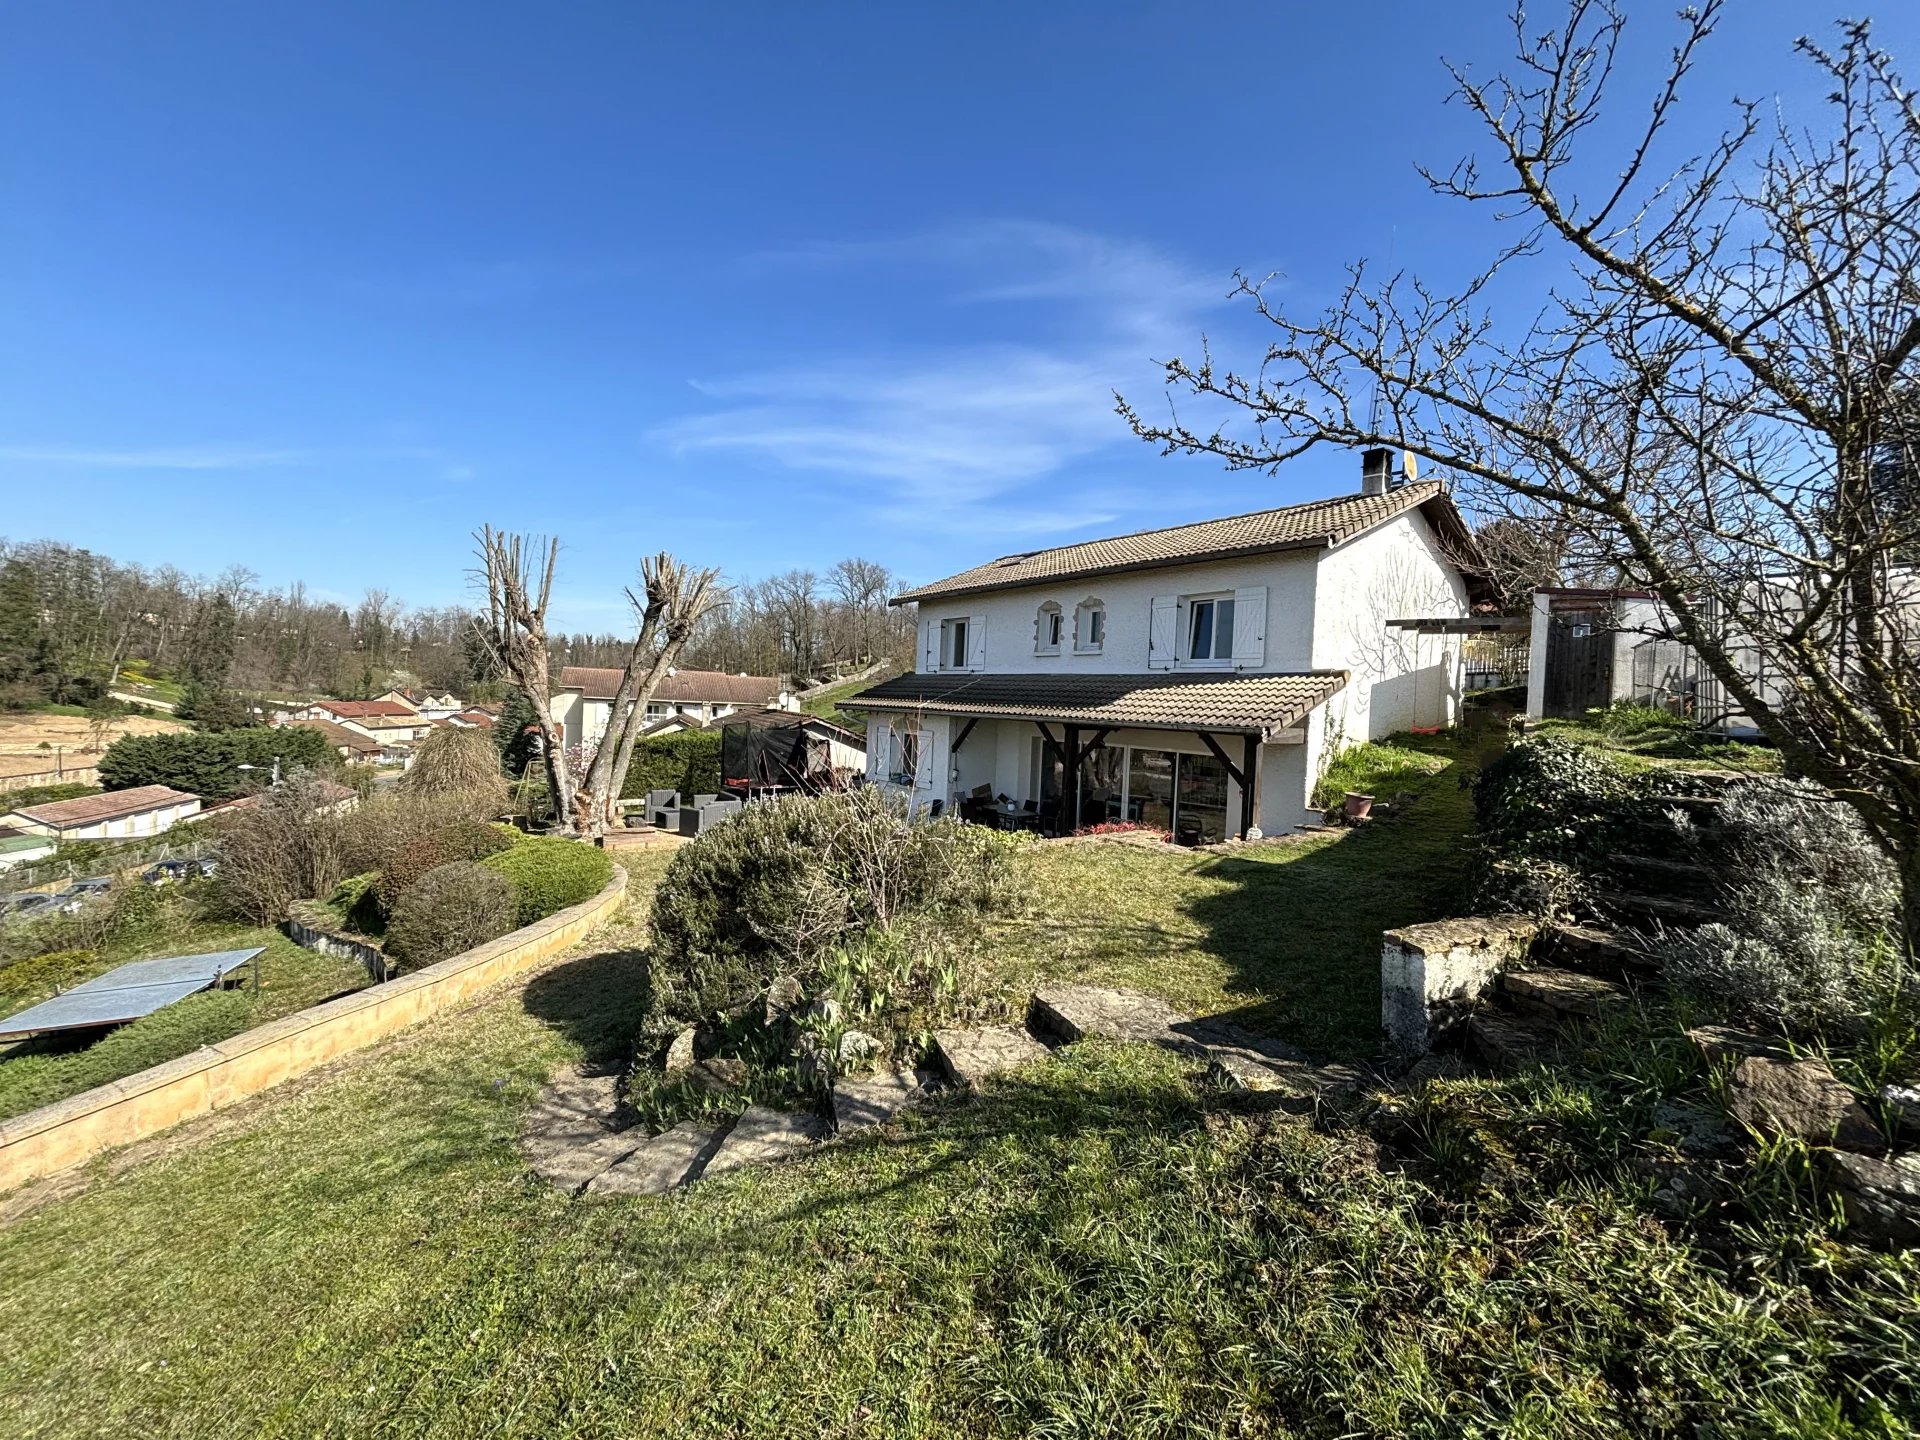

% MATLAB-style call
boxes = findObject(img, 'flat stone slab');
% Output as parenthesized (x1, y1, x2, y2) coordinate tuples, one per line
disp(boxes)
(701, 1105, 825, 1178)
(1468, 1011, 1560, 1070)
(1825, 1151, 1920, 1248)
(519, 1066, 620, 1163)
(586, 1121, 723, 1197)
(1028, 984, 1195, 1049)
(537, 1127, 650, 1194)
(1686, 1025, 1792, 1063)
(932, 1025, 1050, 1093)
(833, 1067, 925, 1133)
(1206, 1048, 1370, 1102)
(1727, 1054, 1884, 1151)
(1502, 967, 1629, 1019)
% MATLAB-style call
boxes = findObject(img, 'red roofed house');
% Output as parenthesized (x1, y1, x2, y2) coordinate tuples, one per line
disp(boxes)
(550, 667, 792, 750)
(287, 699, 433, 744)
(2, 784, 202, 841)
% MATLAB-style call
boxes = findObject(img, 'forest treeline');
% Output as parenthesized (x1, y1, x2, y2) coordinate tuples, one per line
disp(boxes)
(0, 538, 917, 717)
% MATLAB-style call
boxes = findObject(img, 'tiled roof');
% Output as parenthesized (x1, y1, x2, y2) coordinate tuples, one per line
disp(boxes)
(6, 784, 198, 828)
(314, 699, 418, 719)
(845, 671, 1347, 736)
(288, 718, 382, 753)
(895, 482, 1458, 604)
(558, 667, 782, 705)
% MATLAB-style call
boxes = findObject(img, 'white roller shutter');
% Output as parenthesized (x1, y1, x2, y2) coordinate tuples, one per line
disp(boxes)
(1232, 585, 1268, 667)
(1148, 595, 1178, 670)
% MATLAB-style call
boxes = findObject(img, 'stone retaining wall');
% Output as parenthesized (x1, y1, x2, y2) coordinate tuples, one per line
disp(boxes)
(0, 865, 628, 1192)
(283, 913, 391, 983)
(1381, 915, 1540, 1054)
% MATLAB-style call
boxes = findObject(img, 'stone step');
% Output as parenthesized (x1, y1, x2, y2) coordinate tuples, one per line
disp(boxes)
(535, 1127, 650, 1195)
(1027, 984, 1199, 1053)
(700, 1104, 826, 1178)
(1205, 1047, 1371, 1105)
(932, 1025, 1051, 1094)
(518, 1066, 622, 1164)
(832, 1067, 926, 1134)
(1607, 852, 1716, 885)
(1593, 890, 1729, 929)
(1500, 967, 1630, 1020)
(1467, 1010, 1562, 1070)
(587, 1121, 724, 1197)
(1536, 922, 1654, 978)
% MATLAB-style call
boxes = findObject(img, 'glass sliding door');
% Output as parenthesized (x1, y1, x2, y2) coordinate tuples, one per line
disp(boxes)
(1079, 744, 1127, 829)
(1128, 749, 1176, 833)
(1175, 751, 1230, 845)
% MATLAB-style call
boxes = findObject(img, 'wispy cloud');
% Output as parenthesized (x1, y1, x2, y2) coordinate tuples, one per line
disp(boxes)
(659, 221, 1233, 537)
(0, 444, 310, 471)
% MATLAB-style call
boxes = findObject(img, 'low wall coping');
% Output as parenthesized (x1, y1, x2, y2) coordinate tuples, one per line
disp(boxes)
(0, 864, 627, 1181)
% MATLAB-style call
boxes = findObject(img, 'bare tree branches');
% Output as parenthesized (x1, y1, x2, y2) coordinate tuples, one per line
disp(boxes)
(1120, 4, 1920, 945)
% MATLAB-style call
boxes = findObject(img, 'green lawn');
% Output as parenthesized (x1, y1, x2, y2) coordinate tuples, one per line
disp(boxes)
(1531, 708, 1781, 773)
(0, 746, 1910, 1435)
(986, 734, 1475, 1057)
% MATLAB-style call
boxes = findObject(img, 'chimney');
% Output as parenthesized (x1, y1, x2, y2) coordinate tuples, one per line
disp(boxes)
(1360, 447, 1392, 497)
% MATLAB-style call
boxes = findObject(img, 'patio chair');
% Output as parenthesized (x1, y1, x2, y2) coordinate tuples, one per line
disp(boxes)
(648, 790, 681, 828)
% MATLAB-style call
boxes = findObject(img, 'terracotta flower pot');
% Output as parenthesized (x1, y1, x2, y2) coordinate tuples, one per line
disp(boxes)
(1343, 791, 1374, 822)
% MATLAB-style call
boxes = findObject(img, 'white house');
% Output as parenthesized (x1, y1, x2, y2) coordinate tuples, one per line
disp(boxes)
(2, 784, 202, 841)
(851, 452, 1492, 841)
(376, 687, 466, 721)
(550, 667, 793, 749)
(285, 699, 434, 744)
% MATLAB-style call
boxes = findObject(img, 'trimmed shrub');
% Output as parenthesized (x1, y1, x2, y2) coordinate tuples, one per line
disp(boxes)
(1473, 735, 1643, 864)
(384, 861, 517, 971)
(619, 731, 722, 800)
(481, 835, 614, 926)
(649, 787, 1030, 1023)
(344, 796, 520, 918)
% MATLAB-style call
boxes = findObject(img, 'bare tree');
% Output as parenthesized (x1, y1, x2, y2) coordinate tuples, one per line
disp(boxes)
(574, 552, 722, 837)
(474, 528, 579, 830)
(1120, 3, 1920, 953)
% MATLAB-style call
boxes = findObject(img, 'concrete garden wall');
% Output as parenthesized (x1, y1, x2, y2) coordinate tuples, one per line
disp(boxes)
(0, 864, 628, 1192)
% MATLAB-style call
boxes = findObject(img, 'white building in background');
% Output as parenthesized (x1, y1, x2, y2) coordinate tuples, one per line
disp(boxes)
(851, 451, 1494, 842)
(549, 667, 794, 750)
(1, 784, 202, 842)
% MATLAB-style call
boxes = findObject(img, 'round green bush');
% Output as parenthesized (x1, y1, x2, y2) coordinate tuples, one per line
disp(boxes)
(649, 788, 1029, 1023)
(480, 835, 614, 926)
(384, 861, 517, 971)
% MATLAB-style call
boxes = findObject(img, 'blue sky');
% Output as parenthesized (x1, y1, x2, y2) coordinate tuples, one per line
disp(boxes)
(2, 2, 1908, 630)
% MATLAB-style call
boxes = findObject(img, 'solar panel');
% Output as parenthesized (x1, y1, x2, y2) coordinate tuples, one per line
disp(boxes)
(0, 948, 262, 1041)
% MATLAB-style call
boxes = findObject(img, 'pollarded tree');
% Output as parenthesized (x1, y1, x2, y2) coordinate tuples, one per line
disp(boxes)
(1120, 3, 1920, 955)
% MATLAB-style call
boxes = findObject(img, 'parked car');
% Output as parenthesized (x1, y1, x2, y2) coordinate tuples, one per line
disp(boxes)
(143, 859, 193, 885)
(1, 892, 60, 919)
(50, 876, 112, 914)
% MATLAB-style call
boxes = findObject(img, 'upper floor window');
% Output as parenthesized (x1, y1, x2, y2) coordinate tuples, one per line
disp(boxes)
(942, 617, 970, 671)
(1074, 598, 1106, 654)
(1036, 602, 1063, 655)
(1187, 594, 1236, 662)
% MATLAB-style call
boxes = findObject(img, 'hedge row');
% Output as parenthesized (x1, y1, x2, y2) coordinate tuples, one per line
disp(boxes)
(618, 731, 722, 800)
(481, 835, 615, 926)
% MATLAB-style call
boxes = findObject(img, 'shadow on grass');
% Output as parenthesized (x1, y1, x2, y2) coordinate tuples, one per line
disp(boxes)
(1176, 728, 1495, 1059)
(521, 943, 654, 1066)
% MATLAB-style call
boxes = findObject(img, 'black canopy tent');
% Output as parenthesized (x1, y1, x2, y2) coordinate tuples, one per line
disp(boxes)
(719, 709, 859, 794)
